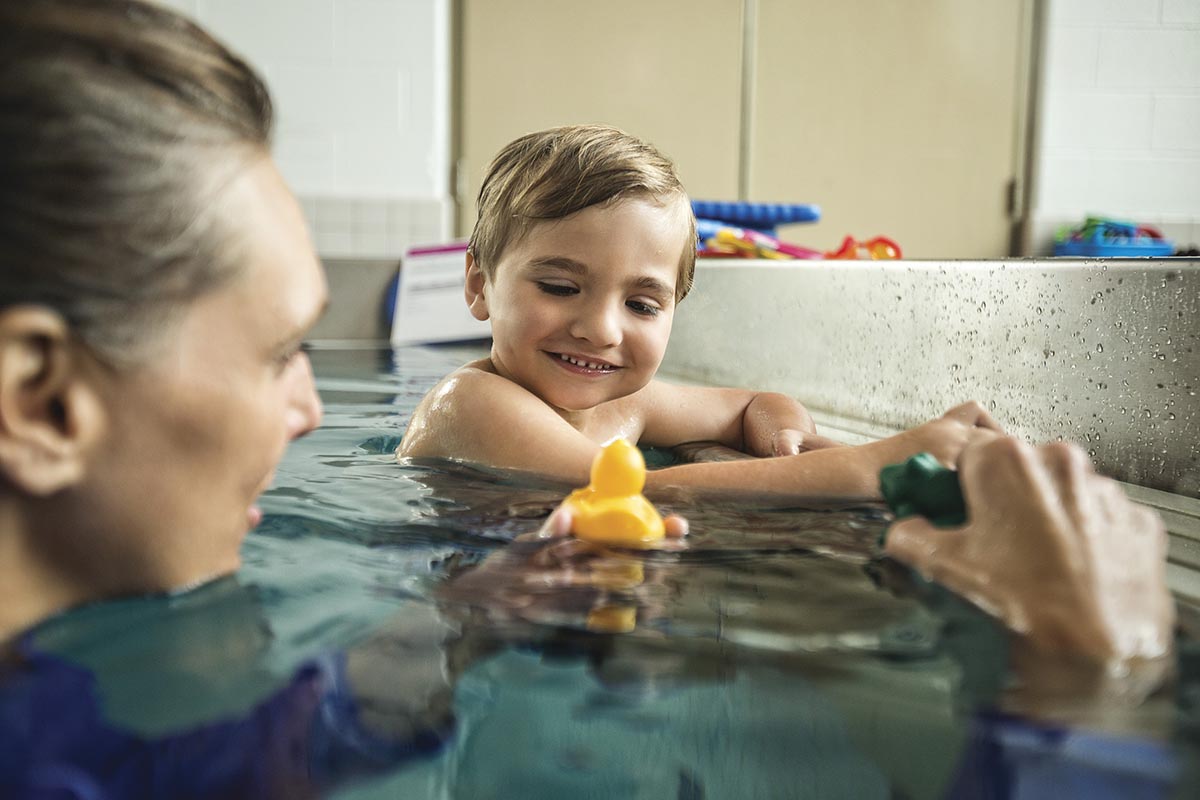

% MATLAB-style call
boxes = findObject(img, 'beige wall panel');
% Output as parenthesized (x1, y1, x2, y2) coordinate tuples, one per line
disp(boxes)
(752, 0, 1025, 258)
(459, 0, 743, 237)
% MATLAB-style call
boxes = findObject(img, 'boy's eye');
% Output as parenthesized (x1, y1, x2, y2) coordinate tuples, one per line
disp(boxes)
(536, 281, 577, 296)
(626, 299, 660, 317)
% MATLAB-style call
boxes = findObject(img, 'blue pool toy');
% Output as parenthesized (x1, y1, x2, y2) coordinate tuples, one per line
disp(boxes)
(691, 200, 820, 236)
(382, 269, 400, 330)
(1053, 216, 1174, 257)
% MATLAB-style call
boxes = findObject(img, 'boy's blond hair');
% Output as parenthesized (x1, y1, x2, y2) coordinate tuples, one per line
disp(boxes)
(469, 125, 696, 301)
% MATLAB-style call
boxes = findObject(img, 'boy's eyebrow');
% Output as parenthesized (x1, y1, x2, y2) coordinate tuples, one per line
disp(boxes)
(630, 275, 674, 299)
(527, 256, 587, 274)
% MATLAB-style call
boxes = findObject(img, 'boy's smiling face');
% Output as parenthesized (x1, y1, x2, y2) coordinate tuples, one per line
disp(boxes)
(467, 195, 690, 415)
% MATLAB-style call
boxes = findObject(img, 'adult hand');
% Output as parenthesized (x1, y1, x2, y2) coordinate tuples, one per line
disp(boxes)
(885, 436, 1174, 664)
(876, 400, 1004, 469)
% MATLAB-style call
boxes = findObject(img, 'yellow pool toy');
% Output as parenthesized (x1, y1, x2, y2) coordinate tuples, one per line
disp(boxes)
(587, 605, 638, 633)
(564, 438, 666, 548)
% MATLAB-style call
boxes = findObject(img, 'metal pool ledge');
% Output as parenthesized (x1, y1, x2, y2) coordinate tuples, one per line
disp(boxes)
(661, 259, 1200, 601)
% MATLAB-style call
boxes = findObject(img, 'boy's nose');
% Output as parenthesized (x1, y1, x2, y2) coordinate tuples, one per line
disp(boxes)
(569, 301, 622, 347)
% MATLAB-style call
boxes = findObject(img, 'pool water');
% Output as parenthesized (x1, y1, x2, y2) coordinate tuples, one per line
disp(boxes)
(22, 345, 1200, 798)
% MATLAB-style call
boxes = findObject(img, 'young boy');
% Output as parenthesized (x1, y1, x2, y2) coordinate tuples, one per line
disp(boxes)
(399, 125, 1000, 498)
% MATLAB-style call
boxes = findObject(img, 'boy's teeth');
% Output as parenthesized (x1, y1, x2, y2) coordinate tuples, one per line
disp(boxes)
(559, 353, 610, 370)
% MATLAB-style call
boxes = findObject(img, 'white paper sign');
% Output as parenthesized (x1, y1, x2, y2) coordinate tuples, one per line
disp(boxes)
(390, 242, 492, 346)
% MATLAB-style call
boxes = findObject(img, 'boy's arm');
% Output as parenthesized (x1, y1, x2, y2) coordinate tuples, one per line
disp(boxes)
(402, 377, 1001, 503)
(639, 381, 833, 456)
(741, 392, 844, 455)
(646, 401, 1003, 501)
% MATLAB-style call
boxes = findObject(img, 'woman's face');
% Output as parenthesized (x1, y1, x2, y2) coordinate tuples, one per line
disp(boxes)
(58, 157, 327, 595)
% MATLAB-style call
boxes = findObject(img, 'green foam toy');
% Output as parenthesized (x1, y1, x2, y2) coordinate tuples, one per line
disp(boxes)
(878, 452, 966, 545)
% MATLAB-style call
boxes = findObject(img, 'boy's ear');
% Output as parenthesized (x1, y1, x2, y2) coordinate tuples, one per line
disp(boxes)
(0, 307, 105, 495)
(464, 251, 490, 321)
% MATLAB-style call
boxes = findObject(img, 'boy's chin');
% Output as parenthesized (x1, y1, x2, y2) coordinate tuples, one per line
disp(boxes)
(546, 387, 634, 413)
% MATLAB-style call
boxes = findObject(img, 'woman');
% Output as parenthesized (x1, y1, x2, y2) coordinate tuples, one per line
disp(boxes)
(0, 2, 433, 795)
(0, 0, 325, 641)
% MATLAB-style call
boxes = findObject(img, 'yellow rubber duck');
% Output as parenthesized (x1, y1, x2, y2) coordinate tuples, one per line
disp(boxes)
(564, 438, 666, 548)
(587, 605, 638, 633)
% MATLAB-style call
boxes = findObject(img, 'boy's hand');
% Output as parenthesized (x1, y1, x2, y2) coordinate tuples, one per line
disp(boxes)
(771, 428, 845, 456)
(885, 436, 1174, 664)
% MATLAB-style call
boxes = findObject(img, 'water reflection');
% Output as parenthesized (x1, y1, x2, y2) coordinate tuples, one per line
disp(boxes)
(2, 578, 452, 798)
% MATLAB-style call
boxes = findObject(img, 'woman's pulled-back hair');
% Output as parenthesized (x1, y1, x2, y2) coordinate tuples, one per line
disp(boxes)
(0, 0, 273, 363)
(470, 125, 697, 301)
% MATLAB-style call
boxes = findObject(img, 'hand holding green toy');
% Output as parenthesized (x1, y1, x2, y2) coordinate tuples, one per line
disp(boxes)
(881, 437, 1174, 664)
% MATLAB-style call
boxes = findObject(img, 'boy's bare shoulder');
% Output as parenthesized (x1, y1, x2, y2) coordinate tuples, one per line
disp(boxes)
(397, 358, 554, 460)
(436, 357, 530, 399)
(439, 357, 501, 387)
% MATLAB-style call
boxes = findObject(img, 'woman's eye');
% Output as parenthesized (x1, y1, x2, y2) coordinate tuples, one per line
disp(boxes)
(537, 282, 577, 296)
(626, 299, 660, 317)
(277, 341, 311, 369)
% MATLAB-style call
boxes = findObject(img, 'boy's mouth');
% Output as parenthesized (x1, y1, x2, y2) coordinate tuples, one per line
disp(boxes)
(549, 352, 620, 374)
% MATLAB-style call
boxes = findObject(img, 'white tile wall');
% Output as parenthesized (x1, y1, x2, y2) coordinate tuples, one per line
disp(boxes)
(1096, 29, 1200, 88)
(1042, 26, 1100, 87)
(1164, 0, 1200, 24)
(1051, 0, 1160, 25)
(201, 0, 336, 64)
(1154, 94, 1200, 149)
(1043, 93, 1154, 149)
(157, 0, 451, 258)
(1030, 0, 1200, 253)
(306, 196, 453, 257)
(1089, 158, 1200, 212)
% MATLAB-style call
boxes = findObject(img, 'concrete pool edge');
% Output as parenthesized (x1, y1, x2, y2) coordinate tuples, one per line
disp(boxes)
(662, 258, 1199, 496)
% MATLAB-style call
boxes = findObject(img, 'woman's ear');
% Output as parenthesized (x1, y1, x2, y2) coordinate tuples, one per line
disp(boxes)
(464, 252, 490, 322)
(0, 307, 105, 495)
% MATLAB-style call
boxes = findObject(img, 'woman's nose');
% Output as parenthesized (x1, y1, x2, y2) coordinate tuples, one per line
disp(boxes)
(569, 301, 622, 347)
(286, 353, 323, 440)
